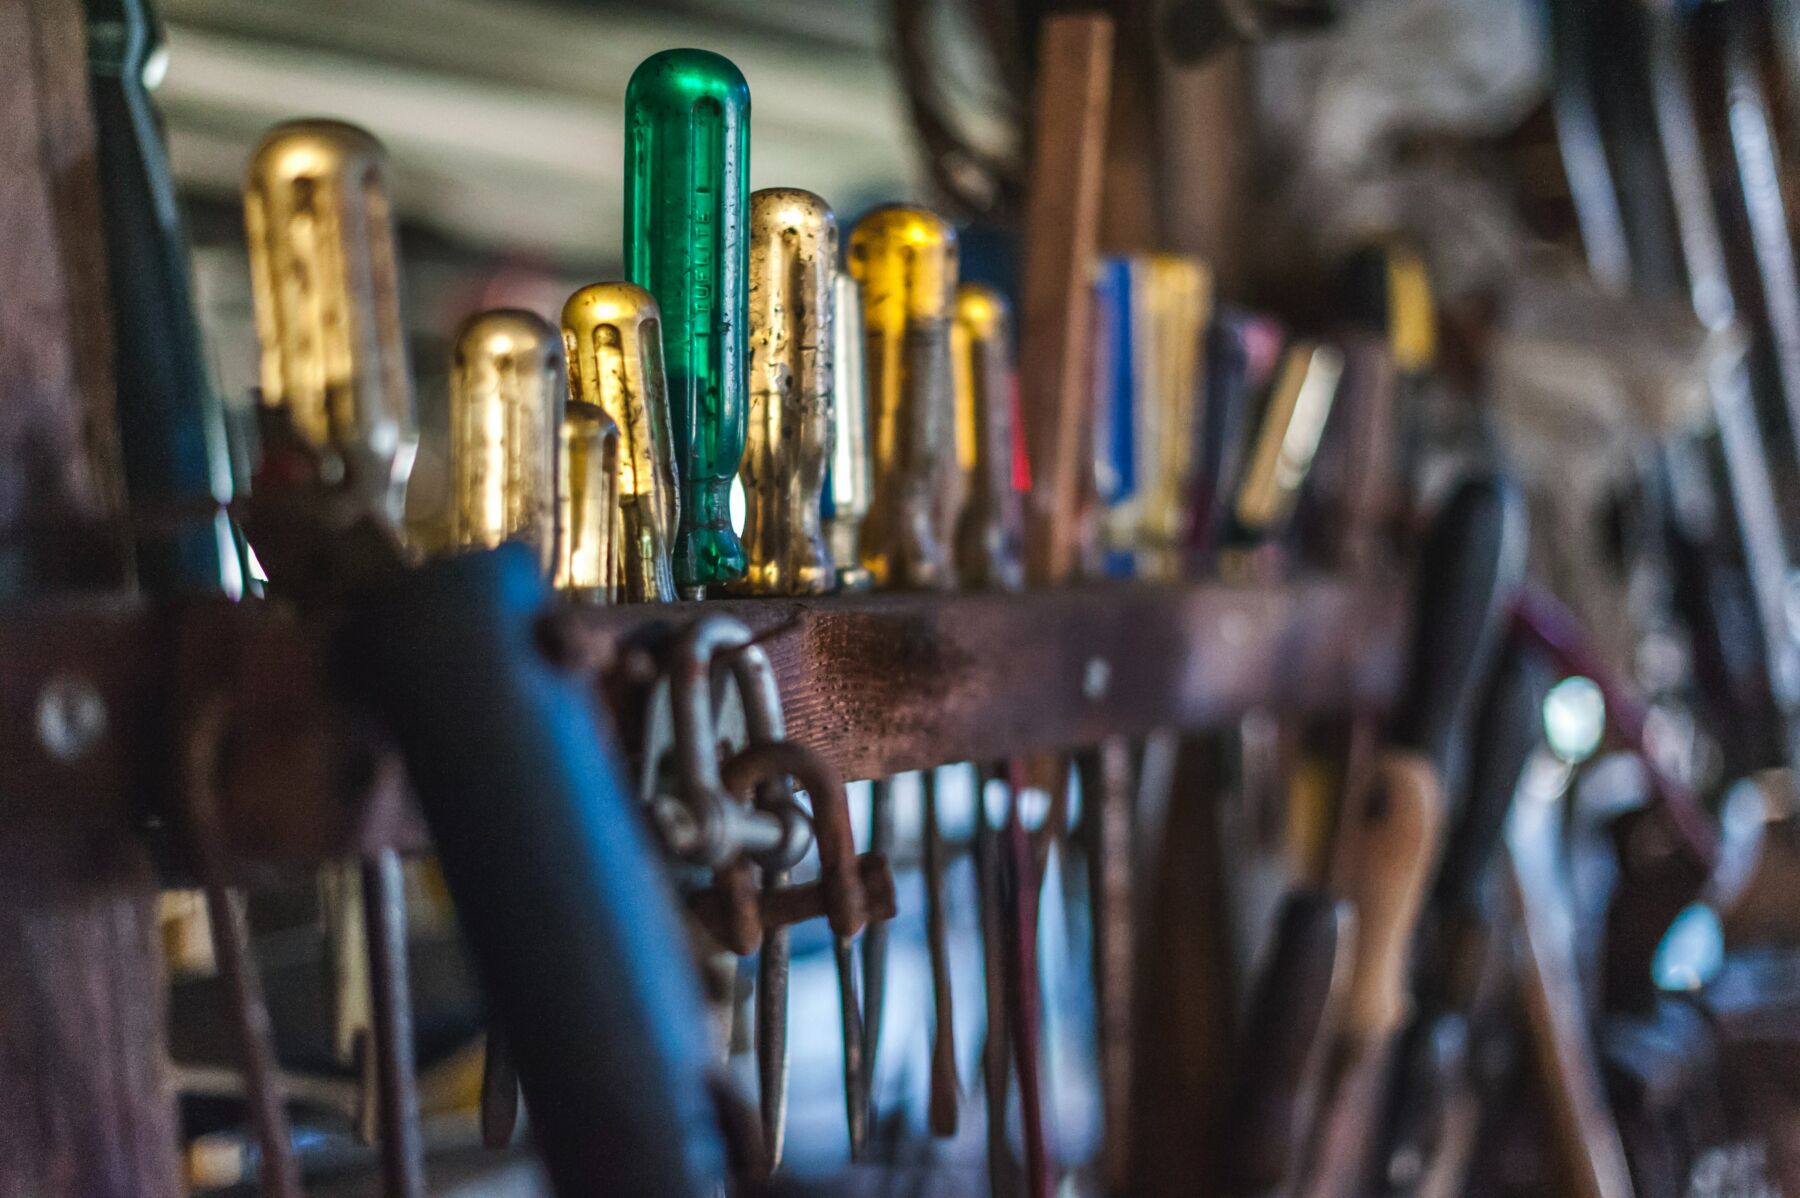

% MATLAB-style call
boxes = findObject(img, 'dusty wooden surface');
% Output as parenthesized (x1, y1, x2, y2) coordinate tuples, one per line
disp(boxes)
(0, 0, 181, 1193)
(581, 578, 1404, 783)
(0, 579, 1402, 870)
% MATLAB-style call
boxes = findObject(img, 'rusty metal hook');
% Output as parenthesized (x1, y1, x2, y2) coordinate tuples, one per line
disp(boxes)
(722, 739, 883, 1162)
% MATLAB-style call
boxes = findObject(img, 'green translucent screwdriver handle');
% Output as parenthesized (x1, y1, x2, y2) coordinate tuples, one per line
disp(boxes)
(625, 48, 750, 592)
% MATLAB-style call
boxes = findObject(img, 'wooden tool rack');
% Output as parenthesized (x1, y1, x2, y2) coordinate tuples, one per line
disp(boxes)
(0, 2, 1409, 1192)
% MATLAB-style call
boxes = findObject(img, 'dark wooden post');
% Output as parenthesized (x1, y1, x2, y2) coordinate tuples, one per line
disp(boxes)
(0, 1, 181, 1192)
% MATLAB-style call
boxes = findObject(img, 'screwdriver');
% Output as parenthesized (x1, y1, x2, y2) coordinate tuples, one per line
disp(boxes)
(244, 118, 425, 1198)
(846, 203, 960, 1149)
(561, 282, 676, 602)
(730, 185, 865, 1163)
(625, 49, 750, 596)
(735, 188, 836, 597)
(447, 310, 564, 577)
(446, 309, 618, 1146)
(952, 281, 1029, 1186)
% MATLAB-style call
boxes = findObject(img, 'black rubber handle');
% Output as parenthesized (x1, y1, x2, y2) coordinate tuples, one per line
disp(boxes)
(1389, 475, 1529, 780)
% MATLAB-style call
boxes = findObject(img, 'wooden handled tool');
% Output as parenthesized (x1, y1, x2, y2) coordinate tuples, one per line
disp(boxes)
(1297, 758, 1442, 1198)
(1011, 14, 1114, 1198)
(1220, 889, 1354, 1196)
(1302, 476, 1526, 1198)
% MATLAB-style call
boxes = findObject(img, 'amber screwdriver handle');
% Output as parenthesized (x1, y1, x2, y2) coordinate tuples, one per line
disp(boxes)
(848, 205, 958, 590)
(1342, 752, 1443, 1042)
(562, 281, 676, 602)
(448, 309, 564, 576)
(736, 188, 836, 595)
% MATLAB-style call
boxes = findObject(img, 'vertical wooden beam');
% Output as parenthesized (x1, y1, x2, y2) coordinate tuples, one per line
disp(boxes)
(1017, 13, 1113, 588)
(0, 2, 179, 1193)
(1158, 50, 1252, 297)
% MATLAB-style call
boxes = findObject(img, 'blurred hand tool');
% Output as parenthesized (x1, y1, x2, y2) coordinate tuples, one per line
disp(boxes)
(446, 307, 567, 1150)
(554, 403, 621, 603)
(1504, 752, 1636, 1198)
(625, 49, 750, 595)
(562, 281, 679, 602)
(735, 188, 836, 597)
(1093, 254, 1213, 581)
(1218, 889, 1354, 1197)
(243, 118, 425, 1198)
(951, 281, 1027, 1187)
(1018, 13, 1112, 592)
(1377, 479, 1534, 1197)
(87, 4, 281, 1192)
(1299, 476, 1527, 1198)
(1222, 339, 1345, 575)
(343, 546, 728, 1197)
(87, 0, 243, 594)
(848, 204, 959, 593)
(1336, 243, 1434, 544)
(952, 284, 1026, 593)
(1012, 14, 1114, 1196)
(447, 310, 563, 577)
(1692, 0, 1800, 478)
(1511, 586, 1721, 1011)
(1092, 257, 1140, 579)
(1552, 0, 1800, 790)
(1185, 310, 1263, 565)
(845, 201, 962, 1154)
(717, 189, 851, 1163)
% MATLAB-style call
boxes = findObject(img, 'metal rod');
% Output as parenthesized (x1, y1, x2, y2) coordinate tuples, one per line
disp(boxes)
(363, 850, 426, 1198)
(921, 769, 960, 1136)
(203, 885, 304, 1198)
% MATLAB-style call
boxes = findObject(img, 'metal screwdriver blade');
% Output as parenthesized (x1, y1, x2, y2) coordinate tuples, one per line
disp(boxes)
(951, 283, 1025, 592)
(448, 309, 564, 577)
(847, 205, 959, 591)
(824, 271, 873, 591)
(562, 282, 678, 603)
(244, 119, 416, 526)
(557, 402, 623, 603)
(625, 49, 750, 593)
(735, 187, 836, 596)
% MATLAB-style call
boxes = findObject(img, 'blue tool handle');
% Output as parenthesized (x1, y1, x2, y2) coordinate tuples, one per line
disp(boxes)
(339, 545, 725, 1197)
(88, 0, 241, 593)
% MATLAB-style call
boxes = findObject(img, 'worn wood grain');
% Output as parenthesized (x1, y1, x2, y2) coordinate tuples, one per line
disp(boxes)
(0, 579, 1403, 866)
(0, 3, 179, 1192)
(581, 579, 1403, 783)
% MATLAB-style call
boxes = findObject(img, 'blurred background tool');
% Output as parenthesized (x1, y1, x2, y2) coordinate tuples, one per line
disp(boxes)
(242, 117, 426, 1198)
(845, 201, 960, 1155)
